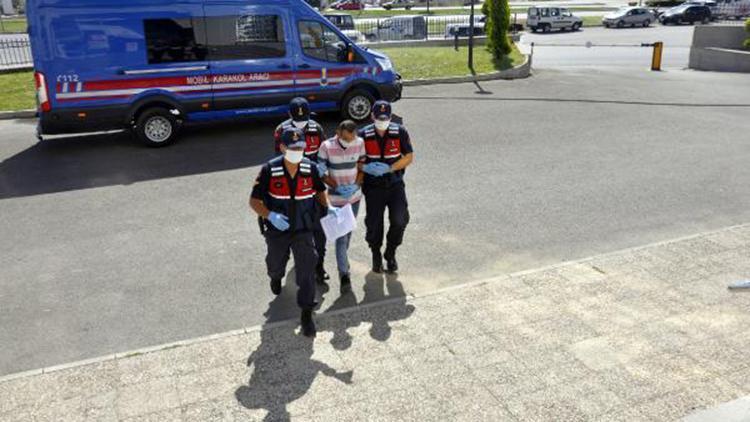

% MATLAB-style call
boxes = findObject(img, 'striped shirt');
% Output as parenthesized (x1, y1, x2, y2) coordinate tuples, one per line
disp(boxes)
(317, 136, 366, 206)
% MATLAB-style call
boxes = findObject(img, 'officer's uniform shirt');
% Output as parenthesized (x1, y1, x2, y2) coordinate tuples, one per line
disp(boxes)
(273, 120, 326, 161)
(251, 156, 326, 233)
(358, 123, 414, 188)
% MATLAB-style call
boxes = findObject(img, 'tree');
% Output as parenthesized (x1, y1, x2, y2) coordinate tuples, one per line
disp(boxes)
(485, 0, 512, 60)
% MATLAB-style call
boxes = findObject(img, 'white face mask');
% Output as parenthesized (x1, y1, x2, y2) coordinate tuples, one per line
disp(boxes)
(284, 149, 304, 164)
(374, 119, 391, 131)
(292, 120, 308, 130)
(339, 135, 355, 146)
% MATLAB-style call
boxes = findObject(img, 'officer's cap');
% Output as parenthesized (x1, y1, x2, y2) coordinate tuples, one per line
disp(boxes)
(289, 97, 310, 122)
(372, 100, 392, 120)
(280, 128, 306, 149)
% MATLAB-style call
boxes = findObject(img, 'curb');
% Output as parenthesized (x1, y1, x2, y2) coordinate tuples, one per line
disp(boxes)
(402, 54, 531, 87)
(0, 221, 747, 385)
(0, 109, 35, 120)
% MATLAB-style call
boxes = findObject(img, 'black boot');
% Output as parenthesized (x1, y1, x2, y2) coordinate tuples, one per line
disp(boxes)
(384, 246, 398, 274)
(315, 262, 330, 290)
(371, 248, 383, 273)
(270, 278, 282, 295)
(300, 308, 316, 338)
(340, 273, 352, 295)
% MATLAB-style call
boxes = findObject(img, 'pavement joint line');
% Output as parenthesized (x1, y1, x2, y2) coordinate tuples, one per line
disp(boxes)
(1, 221, 747, 385)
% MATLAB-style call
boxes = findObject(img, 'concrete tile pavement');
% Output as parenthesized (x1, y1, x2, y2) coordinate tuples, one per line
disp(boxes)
(2, 224, 750, 421)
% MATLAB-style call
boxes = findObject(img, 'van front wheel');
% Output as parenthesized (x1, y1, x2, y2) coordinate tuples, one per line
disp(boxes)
(135, 107, 180, 147)
(342, 89, 375, 122)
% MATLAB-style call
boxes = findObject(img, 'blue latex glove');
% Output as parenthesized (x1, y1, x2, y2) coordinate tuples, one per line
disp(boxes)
(363, 162, 392, 177)
(362, 162, 381, 176)
(328, 206, 342, 217)
(336, 184, 359, 198)
(317, 162, 327, 177)
(268, 212, 290, 231)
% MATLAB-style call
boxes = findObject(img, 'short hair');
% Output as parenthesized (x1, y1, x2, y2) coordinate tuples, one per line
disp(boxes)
(337, 120, 358, 134)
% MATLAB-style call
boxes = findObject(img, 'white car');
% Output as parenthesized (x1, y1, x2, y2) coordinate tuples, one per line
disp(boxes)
(602, 7, 656, 28)
(527, 6, 583, 32)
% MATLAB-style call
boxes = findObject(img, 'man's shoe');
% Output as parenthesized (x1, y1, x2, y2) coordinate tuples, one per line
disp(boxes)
(340, 273, 352, 295)
(371, 250, 383, 273)
(384, 248, 398, 273)
(270, 278, 282, 295)
(301, 309, 317, 338)
(316, 263, 330, 289)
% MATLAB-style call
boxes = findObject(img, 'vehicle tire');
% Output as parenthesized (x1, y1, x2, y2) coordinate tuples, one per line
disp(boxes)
(604, 22, 609, 28)
(134, 107, 180, 147)
(572, 22, 581, 31)
(531, 26, 537, 32)
(383, 5, 391, 10)
(541, 23, 550, 33)
(643, 19, 651, 27)
(406, 6, 412, 9)
(341, 89, 375, 122)
(701, 16, 709, 24)
(617, 20, 625, 28)
(366, 34, 377, 42)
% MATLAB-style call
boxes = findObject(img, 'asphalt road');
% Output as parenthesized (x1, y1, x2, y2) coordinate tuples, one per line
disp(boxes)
(519, 25, 695, 69)
(2, 68, 750, 376)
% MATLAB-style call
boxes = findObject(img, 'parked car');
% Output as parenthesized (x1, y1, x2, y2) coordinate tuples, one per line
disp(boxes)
(363, 15, 427, 41)
(27, 0, 402, 146)
(526, 7, 583, 32)
(659, 4, 712, 24)
(695, 0, 750, 19)
(324, 13, 366, 42)
(445, 15, 486, 38)
(331, 0, 365, 10)
(602, 7, 656, 27)
(382, 0, 414, 10)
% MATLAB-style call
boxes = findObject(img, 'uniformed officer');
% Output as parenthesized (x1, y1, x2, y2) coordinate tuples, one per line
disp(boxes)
(359, 100, 415, 273)
(250, 127, 340, 338)
(273, 98, 330, 288)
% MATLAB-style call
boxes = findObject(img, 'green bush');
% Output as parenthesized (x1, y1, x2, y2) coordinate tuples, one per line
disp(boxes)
(485, 0, 512, 60)
(746, 18, 750, 49)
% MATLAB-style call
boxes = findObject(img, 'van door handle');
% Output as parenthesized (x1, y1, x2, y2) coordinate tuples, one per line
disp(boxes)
(299, 64, 312, 69)
(278, 63, 291, 69)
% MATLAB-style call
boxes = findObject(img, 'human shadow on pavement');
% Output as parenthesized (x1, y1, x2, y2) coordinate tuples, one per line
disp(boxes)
(234, 269, 354, 422)
(321, 271, 415, 349)
(0, 116, 343, 200)
(235, 267, 415, 420)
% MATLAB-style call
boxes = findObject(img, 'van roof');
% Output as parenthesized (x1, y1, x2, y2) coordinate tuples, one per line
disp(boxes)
(28, 0, 304, 8)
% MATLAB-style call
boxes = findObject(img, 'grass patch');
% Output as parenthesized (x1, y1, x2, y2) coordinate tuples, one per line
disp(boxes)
(0, 70, 35, 111)
(0, 18, 27, 33)
(377, 43, 524, 80)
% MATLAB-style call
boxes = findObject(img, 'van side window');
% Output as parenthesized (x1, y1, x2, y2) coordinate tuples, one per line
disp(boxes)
(540, 8, 550, 17)
(144, 19, 208, 64)
(206, 15, 286, 60)
(550, 8, 560, 16)
(298, 21, 348, 63)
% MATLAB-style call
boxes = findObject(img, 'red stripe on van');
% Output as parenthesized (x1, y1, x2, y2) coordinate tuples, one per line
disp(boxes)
(78, 71, 297, 92)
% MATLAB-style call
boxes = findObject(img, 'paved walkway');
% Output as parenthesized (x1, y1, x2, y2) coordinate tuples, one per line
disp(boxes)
(2, 225, 750, 421)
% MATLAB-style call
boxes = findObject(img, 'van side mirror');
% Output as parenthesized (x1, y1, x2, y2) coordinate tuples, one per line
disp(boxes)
(347, 44, 355, 63)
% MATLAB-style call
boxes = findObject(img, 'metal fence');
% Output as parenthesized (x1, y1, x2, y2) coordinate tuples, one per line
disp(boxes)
(354, 15, 482, 42)
(0, 38, 32, 69)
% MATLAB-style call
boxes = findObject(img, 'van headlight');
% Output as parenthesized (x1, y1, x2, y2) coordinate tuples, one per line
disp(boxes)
(376, 57, 393, 72)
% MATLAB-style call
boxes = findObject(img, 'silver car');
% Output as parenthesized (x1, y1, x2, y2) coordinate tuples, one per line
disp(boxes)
(602, 7, 656, 28)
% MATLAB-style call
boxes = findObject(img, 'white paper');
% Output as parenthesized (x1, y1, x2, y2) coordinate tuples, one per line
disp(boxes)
(320, 203, 356, 244)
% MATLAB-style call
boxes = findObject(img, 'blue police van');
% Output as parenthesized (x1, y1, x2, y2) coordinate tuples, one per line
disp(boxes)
(27, 0, 402, 146)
